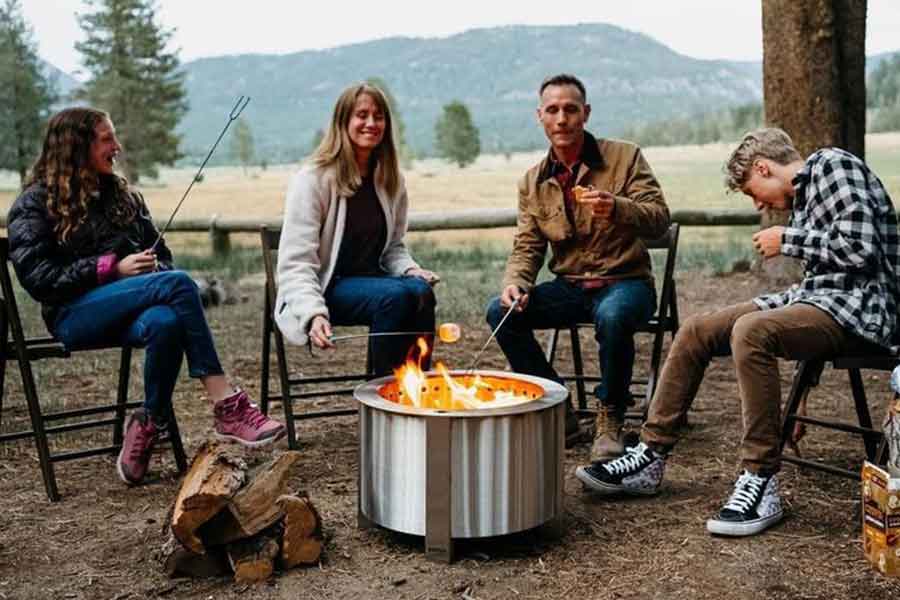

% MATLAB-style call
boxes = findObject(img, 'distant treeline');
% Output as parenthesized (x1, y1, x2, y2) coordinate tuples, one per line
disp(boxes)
(619, 54, 900, 147)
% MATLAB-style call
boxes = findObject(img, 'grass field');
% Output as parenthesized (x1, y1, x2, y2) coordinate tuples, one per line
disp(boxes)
(1, 132, 898, 270)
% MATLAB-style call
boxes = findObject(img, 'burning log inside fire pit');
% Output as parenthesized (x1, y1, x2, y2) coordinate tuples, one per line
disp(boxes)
(356, 349, 568, 562)
(159, 443, 322, 583)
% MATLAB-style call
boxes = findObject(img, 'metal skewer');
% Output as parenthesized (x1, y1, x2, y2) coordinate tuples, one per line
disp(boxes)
(151, 96, 250, 251)
(465, 297, 520, 375)
(328, 330, 434, 342)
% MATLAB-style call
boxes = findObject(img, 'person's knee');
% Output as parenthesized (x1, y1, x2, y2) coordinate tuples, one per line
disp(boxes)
(485, 296, 504, 327)
(144, 307, 181, 345)
(405, 278, 436, 314)
(593, 305, 639, 340)
(730, 312, 768, 357)
(156, 270, 199, 295)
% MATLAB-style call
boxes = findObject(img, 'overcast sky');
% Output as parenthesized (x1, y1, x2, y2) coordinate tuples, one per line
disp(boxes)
(23, 0, 900, 76)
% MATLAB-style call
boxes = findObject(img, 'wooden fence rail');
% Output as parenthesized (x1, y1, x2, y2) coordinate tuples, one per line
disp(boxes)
(0, 209, 761, 255)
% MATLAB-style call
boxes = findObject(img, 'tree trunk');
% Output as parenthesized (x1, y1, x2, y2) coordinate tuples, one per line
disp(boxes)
(760, 0, 866, 283)
(762, 0, 866, 158)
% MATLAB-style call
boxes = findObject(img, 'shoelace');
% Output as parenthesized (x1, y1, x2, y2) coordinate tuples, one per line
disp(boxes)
(722, 471, 765, 513)
(602, 443, 651, 475)
(130, 423, 157, 460)
(230, 396, 270, 428)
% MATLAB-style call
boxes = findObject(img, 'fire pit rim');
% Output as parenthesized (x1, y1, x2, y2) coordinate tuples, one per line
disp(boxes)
(354, 369, 568, 418)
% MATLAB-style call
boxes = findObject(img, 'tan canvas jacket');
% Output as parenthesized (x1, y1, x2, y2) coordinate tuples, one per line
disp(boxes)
(502, 133, 669, 292)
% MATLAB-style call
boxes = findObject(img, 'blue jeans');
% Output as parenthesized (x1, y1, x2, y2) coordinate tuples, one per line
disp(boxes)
(485, 277, 655, 417)
(325, 275, 436, 376)
(52, 270, 224, 419)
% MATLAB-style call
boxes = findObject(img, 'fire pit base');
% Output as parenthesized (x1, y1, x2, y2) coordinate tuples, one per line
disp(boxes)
(355, 370, 568, 563)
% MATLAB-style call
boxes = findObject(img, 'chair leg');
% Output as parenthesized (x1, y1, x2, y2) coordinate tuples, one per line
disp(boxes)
(847, 368, 880, 461)
(0, 310, 7, 429)
(569, 327, 587, 410)
(274, 330, 298, 449)
(166, 405, 188, 473)
(643, 327, 667, 415)
(260, 290, 272, 415)
(18, 357, 59, 501)
(780, 359, 824, 455)
(112, 347, 132, 447)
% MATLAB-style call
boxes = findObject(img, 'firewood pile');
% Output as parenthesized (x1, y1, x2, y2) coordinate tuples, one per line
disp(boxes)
(158, 442, 322, 583)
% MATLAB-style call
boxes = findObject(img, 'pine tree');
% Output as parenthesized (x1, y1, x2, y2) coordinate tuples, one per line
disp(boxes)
(0, 0, 57, 183)
(434, 100, 480, 168)
(76, 0, 187, 182)
(229, 116, 255, 174)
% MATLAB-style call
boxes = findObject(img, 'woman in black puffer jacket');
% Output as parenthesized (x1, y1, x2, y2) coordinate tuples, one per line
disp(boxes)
(7, 107, 284, 486)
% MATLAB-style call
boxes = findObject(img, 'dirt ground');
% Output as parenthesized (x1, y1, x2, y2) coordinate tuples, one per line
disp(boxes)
(1, 271, 900, 599)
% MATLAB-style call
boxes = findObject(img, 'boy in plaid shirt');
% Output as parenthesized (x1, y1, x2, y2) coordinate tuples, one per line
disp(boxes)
(575, 128, 900, 537)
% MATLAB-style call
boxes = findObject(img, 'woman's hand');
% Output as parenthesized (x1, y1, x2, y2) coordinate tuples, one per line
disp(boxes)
(308, 315, 335, 349)
(406, 267, 440, 285)
(116, 250, 158, 278)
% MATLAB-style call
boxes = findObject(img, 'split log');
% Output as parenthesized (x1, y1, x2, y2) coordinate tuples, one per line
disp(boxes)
(160, 532, 231, 578)
(171, 442, 247, 554)
(226, 528, 281, 584)
(199, 451, 301, 546)
(277, 493, 323, 568)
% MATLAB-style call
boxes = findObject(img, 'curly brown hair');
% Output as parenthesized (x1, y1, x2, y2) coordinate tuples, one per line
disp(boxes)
(25, 107, 138, 242)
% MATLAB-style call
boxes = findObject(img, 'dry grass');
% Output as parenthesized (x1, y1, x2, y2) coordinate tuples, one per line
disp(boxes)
(1, 272, 899, 599)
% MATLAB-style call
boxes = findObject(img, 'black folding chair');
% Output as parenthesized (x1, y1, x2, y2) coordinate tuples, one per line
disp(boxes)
(780, 353, 893, 480)
(259, 226, 372, 449)
(544, 223, 681, 417)
(0, 238, 187, 501)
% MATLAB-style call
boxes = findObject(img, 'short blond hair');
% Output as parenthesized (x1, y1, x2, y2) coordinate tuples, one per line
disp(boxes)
(724, 128, 802, 191)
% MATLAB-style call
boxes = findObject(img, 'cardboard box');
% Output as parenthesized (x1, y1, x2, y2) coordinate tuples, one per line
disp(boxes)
(862, 461, 900, 577)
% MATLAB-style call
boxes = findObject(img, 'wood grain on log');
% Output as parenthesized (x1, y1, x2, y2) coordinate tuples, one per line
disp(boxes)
(171, 443, 247, 554)
(226, 528, 281, 584)
(277, 493, 323, 568)
(199, 451, 301, 546)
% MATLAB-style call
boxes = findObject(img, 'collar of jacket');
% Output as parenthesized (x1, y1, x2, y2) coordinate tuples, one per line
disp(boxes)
(536, 131, 605, 185)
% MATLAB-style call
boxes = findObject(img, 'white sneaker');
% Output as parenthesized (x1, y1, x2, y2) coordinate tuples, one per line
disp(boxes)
(706, 470, 783, 536)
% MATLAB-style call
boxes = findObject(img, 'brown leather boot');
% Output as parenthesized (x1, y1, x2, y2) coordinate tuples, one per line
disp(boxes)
(590, 405, 625, 461)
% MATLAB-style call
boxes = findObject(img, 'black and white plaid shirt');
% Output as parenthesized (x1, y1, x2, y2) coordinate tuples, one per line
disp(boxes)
(754, 148, 900, 352)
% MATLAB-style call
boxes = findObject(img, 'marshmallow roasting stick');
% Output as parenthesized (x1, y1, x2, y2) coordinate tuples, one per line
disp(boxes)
(150, 96, 251, 251)
(329, 323, 462, 344)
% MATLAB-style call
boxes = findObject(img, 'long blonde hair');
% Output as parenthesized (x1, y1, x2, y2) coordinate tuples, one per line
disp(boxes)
(310, 83, 400, 198)
(26, 107, 137, 242)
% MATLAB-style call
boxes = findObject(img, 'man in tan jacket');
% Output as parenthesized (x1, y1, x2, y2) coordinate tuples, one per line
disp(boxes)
(486, 73, 670, 458)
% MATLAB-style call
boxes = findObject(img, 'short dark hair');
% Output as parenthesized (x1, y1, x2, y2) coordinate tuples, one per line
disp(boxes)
(539, 74, 586, 102)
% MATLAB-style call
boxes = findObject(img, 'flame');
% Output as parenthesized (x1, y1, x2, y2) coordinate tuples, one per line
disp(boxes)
(392, 336, 532, 410)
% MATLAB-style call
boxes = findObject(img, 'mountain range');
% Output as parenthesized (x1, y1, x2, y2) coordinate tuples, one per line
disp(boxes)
(47, 23, 899, 163)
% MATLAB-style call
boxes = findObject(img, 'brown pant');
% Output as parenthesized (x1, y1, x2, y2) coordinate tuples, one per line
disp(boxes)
(641, 301, 865, 474)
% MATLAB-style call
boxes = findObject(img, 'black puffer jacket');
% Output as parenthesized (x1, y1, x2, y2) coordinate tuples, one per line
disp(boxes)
(7, 176, 174, 330)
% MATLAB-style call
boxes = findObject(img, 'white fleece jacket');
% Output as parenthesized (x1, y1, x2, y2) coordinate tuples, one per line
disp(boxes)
(274, 163, 419, 346)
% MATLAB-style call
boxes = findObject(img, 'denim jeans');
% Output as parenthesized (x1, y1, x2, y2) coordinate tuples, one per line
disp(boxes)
(325, 275, 436, 376)
(52, 270, 224, 419)
(485, 277, 655, 417)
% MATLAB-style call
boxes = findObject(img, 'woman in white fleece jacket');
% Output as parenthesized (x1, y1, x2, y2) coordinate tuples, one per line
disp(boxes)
(275, 83, 438, 375)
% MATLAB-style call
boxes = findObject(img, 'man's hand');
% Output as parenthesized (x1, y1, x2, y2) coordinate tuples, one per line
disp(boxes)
(405, 267, 441, 286)
(577, 188, 615, 220)
(752, 226, 785, 259)
(116, 249, 157, 278)
(308, 315, 335, 349)
(500, 284, 529, 312)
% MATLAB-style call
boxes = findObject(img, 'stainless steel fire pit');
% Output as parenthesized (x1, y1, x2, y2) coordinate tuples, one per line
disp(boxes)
(355, 370, 568, 562)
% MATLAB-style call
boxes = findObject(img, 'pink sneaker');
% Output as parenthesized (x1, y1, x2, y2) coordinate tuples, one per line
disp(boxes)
(214, 389, 285, 447)
(116, 408, 159, 485)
